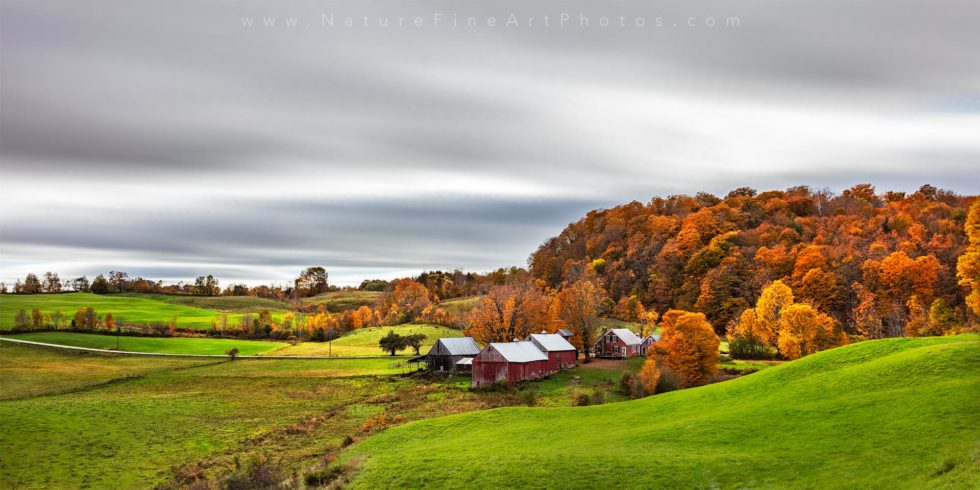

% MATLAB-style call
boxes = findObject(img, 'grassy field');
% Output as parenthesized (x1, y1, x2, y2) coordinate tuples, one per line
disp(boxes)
(0, 293, 288, 330)
(341, 335, 980, 488)
(270, 324, 464, 357)
(299, 290, 381, 312)
(439, 295, 483, 315)
(0, 341, 569, 489)
(0, 332, 286, 356)
(118, 293, 290, 313)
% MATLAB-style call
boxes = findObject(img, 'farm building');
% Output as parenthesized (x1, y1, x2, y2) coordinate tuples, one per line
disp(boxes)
(527, 333, 578, 370)
(471, 341, 551, 387)
(639, 334, 660, 356)
(556, 328, 575, 342)
(424, 337, 481, 372)
(594, 328, 644, 358)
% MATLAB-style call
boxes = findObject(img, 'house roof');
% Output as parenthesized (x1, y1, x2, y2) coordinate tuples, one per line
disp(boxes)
(527, 333, 576, 352)
(426, 337, 481, 356)
(556, 328, 574, 337)
(487, 341, 549, 363)
(607, 328, 643, 346)
(455, 357, 473, 365)
(644, 334, 661, 343)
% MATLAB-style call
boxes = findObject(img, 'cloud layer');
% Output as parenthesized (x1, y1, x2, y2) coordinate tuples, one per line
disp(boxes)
(2, 0, 978, 285)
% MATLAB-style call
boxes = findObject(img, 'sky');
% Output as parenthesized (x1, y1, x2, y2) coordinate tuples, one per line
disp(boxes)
(1, 0, 979, 287)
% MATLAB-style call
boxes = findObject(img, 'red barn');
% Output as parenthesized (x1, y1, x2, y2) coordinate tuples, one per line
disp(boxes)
(471, 341, 551, 387)
(527, 333, 578, 370)
(594, 328, 644, 358)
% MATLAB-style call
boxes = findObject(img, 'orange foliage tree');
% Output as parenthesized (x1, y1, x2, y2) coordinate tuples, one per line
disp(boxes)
(377, 279, 433, 325)
(957, 198, 980, 321)
(776, 304, 844, 359)
(654, 310, 719, 387)
(554, 279, 607, 360)
(465, 282, 548, 344)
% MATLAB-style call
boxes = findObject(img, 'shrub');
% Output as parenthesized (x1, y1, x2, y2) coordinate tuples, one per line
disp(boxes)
(341, 435, 356, 447)
(591, 390, 605, 405)
(305, 465, 345, 487)
(520, 389, 538, 407)
(226, 348, 240, 360)
(572, 392, 591, 406)
(728, 336, 776, 360)
(656, 364, 686, 393)
(619, 372, 634, 395)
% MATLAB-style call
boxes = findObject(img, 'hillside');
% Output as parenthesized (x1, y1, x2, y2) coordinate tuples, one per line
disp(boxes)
(342, 335, 980, 488)
(0, 332, 285, 356)
(0, 293, 287, 330)
(269, 324, 463, 357)
(299, 290, 381, 312)
(529, 186, 976, 334)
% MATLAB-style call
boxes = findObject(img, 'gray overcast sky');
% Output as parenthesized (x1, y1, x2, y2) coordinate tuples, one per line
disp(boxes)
(1, 0, 979, 286)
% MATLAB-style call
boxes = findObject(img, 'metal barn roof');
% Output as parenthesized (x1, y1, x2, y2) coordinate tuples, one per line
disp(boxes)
(455, 357, 473, 365)
(527, 333, 576, 352)
(556, 328, 574, 337)
(488, 341, 549, 363)
(426, 337, 481, 356)
(609, 328, 643, 346)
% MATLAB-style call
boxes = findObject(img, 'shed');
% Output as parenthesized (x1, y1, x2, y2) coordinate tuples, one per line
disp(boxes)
(471, 341, 551, 387)
(594, 328, 644, 358)
(556, 328, 575, 341)
(425, 337, 481, 372)
(527, 333, 578, 370)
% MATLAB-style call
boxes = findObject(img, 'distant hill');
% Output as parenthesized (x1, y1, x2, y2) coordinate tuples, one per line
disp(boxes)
(342, 335, 980, 488)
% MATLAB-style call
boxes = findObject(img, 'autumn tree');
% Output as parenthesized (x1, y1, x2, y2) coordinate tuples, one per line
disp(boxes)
(554, 279, 607, 360)
(928, 299, 957, 335)
(43, 272, 62, 293)
(852, 282, 883, 339)
(377, 279, 433, 324)
(655, 311, 719, 387)
(776, 304, 845, 360)
(957, 198, 980, 320)
(294, 267, 329, 297)
(466, 282, 548, 344)
(905, 295, 930, 336)
(22, 273, 42, 294)
(104, 313, 116, 332)
(14, 309, 30, 329)
(636, 354, 661, 396)
(90, 275, 110, 294)
(194, 275, 220, 296)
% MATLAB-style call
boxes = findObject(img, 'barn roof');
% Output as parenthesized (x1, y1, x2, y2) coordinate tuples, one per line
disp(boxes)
(487, 341, 549, 363)
(456, 357, 473, 365)
(609, 328, 643, 346)
(527, 333, 576, 352)
(427, 337, 481, 356)
(557, 328, 574, 337)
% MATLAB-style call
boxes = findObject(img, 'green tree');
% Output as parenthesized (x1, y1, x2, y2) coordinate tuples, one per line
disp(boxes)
(404, 333, 427, 355)
(90, 275, 110, 294)
(14, 309, 30, 329)
(379, 330, 406, 356)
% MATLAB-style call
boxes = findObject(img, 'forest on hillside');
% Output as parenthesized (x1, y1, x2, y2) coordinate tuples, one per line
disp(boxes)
(529, 184, 978, 335)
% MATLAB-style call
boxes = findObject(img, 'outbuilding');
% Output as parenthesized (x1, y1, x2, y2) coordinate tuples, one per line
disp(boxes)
(471, 341, 551, 387)
(527, 333, 578, 370)
(594, 328, 644, 358)
(556, 328, 575, 342)
(425, 337, 481, 372)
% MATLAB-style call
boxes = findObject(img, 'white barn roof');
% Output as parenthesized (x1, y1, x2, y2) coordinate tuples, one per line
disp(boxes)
(487, 341, 548, 363)
(527, 333, 576, 352)
(426, 337, 481, 356)
(609, 328, 643, 346)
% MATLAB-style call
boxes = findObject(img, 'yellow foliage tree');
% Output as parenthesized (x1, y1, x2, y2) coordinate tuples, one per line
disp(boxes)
(776, 304, 844, 360)
(957, 199, 980, 320)
(655, 311, 719, 387)
(636, 355, 661, 396)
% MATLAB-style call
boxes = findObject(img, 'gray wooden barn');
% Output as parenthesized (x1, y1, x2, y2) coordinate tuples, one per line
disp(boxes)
(425, 337, 481, 372)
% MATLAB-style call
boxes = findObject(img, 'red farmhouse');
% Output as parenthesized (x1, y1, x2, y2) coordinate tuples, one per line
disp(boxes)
(594, 328, 644, 358)
(471, 341, 550, 387)
(527, 333, 578, 370)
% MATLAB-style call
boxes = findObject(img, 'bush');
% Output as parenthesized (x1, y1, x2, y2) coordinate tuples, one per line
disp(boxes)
(656, 364, 686, 393)
(619, 372, 634, 395)
(225, 454, 283, 490)
(520, 389, 538, 407)
(591, 390, 605, 405)
(340, 435, 356, 447)
(572, 392, 591, 406)
(305, 465, 345, 487)
(226, 347, 240, 360)
(729, 336, 777, 360)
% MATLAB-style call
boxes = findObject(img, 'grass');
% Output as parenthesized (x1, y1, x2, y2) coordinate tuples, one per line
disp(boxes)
(117, 293, 290, 313)
(0, 342, 516, 489)
(300, 290, 381, 312)
(0, 332, 285, 356)
(0, 292, 288, 330)
(271, 324, 464, 357)
(341, 335, 980, 488)
(439, 295, 483, 315)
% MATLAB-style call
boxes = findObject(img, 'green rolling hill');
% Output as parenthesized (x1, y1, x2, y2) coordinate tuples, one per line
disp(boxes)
(341, 335, 980, 488)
